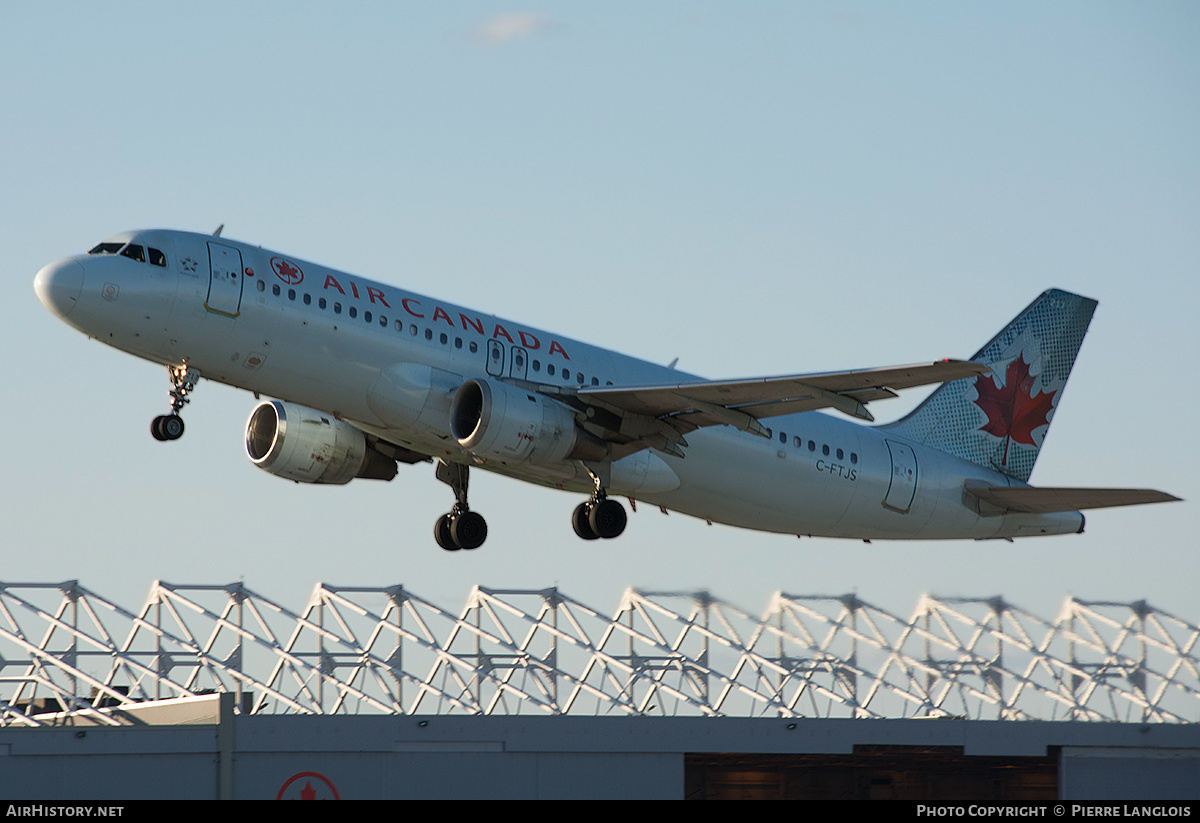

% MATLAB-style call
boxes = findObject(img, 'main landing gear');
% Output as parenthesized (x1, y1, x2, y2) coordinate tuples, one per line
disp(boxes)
(431, 461, 627, 550)
(571, 471, 627, 541)
(434, 460, 487, 552)
(151, 364, 200, 442)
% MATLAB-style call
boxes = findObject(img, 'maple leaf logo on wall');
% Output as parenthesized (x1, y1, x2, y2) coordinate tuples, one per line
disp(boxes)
(973, 353, 1057, 469)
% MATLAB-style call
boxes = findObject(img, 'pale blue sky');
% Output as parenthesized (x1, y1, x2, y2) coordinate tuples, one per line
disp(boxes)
(3, 3, 1196, 624)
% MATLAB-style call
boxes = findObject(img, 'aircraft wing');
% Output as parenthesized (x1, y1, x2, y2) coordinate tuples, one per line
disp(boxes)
(580, 359, 986, 425)
(966, 485, 1181, 514)
(557, 359, 988, 457)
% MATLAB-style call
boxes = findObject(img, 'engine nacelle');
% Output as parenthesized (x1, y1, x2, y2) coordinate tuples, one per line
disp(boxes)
(450, 378, 606, 465)
(245, 400, 398, 485)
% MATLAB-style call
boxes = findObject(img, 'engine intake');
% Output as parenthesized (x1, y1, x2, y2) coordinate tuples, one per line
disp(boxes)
(450, 378, 606, 464)
(246, 400, 398, 484)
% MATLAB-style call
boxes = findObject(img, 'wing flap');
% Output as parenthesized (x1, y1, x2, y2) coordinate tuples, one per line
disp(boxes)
(966, 485, 1181, 514)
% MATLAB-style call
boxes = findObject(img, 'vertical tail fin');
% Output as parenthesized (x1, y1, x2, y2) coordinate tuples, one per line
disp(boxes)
(882, 289, 1097, 481)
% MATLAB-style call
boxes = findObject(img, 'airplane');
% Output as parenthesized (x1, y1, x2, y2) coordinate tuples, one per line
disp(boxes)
(33, 228, 1178, 551)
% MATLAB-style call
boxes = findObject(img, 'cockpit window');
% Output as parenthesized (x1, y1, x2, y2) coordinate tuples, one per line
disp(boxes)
(89, 241, 164, 266)
(119, 244, 146, 263)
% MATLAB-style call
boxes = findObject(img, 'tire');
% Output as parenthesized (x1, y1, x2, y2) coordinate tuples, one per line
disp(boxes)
(572, 502, 599, 540)
(161, 414, 185, 440)
(588, 498, 627, 539)
(451, 511, 488, 550)
(150, 416, 168, 441)
(434, 514, 460, 551)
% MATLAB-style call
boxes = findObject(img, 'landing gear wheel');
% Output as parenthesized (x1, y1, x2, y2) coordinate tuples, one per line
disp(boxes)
(150, 414, 185, 441)
(435, 514, 460, 552)
(434, 510, 488, 551)
(588, 498, 627, 539)
(451, 510, 488, 550)
(160, 414, 184, 440)
(572, 502, 599, 540)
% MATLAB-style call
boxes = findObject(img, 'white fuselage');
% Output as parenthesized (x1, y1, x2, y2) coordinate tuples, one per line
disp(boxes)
(35, 229, 1083, 540)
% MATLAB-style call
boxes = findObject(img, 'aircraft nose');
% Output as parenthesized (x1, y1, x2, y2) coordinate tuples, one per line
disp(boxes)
(34, 258, 85, 318)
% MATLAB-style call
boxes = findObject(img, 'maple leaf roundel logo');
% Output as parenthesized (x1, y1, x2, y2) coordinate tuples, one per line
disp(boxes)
(974, 353, 1057, 467)
(270, 256, 304, 286)
(276, 770, 339, 800)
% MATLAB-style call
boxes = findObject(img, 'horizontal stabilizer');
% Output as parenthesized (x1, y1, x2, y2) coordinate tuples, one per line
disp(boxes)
(966, 485, 1180, 514)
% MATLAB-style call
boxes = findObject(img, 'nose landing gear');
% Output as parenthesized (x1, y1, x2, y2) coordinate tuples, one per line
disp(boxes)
(151, 364, 200, 442)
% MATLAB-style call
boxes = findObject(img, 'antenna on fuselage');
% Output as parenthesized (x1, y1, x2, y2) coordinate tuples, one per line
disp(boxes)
(668, 357, 679, 369)
(212, 224, 224, 237)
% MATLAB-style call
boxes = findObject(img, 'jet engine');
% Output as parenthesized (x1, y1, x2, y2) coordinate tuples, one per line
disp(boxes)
(450, 378, 606, 465)
(245, 400, 398, 484)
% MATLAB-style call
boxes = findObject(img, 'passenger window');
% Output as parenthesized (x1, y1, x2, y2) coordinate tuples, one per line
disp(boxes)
(851, 453, 858, 465)
(822, 444, 830, 456)
(548, 364, 555, 376)
(288, 289, 296, 300)
(779, 432, 787, 444)
(836, 448, 844, 460)
(319, 297, 327, 309)
(470, 341, 478, 353)
(380, 315, 387, 327)
(256, 280, 265, 293)
(533, 360, 541, 371)
(273, 285, 281, 296)
(148, 248, 167, 267)
(364, 311, 372, 323)
(394, 320, 402, 332)
(119, 244, 146, 263)
(303, 293, 311, 305)
(591, 377, 599, 386)
(793, 436, 801, 448)
(439, 332, 448, 344)
(334, 302, 342, 313)
(349, 307, 358, 318)
(424, 328, 432, 340)
(455, 337, 463, 349)
(808, 441, 816, 452)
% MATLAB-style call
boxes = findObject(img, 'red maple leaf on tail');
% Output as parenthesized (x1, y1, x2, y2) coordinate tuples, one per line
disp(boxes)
(973, 354, 1056, 468)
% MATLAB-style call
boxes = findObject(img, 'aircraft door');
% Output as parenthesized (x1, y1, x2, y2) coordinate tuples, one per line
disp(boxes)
(509, 346, 529, 380)
(206, 242, 244, 317)
(882, 440, 918, 514)
(486, 340, 505, 377)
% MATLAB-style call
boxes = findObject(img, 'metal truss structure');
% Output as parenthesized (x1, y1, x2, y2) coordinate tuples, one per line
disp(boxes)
(0, 581, 1196, 726)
